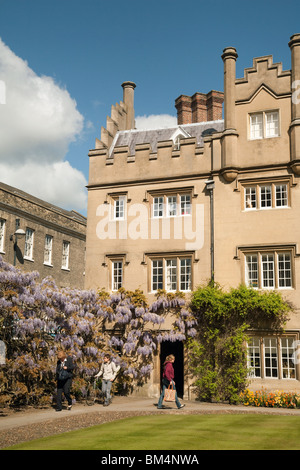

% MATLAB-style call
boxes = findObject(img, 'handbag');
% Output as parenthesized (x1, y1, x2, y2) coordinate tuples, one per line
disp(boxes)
(164, 383, 176, 402)
(58, 368, 69, 381)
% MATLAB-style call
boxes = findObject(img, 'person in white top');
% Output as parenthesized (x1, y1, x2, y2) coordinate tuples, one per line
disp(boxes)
(95, 354, 120, 406)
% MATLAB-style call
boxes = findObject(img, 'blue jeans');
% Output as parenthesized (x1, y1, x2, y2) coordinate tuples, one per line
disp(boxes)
(102, 379, 112, 403)
(158, 379, 181, 408)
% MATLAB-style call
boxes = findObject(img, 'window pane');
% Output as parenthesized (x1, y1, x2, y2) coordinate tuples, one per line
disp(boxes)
(153, 197, 164, 218)
(247, 337, 261, 378)
(278, 253, 292, 288)
(250, 113, 263, 139)
(246, 254, 258, 288)
(112, 261, 123, 290)
(0, 219, 5, 252)
(245, 187, 256, 209)
(275, 184, 288, 207)
(281, 338, 296, 379)
(264, 338, 278, 378)
(166, 259, 177, 291)
(44, 235, 53, 264)
(114, 196, 125, 219)
(152, 260, 163, 290)
(260, 185, 272, 208)
(62, 241, 70, 269)
(180, 195, 191, 215)
(180, 258, 191, 291)
(24, 229, 34, 259)
(261, 254, 274, 288)
(167, 196, 177, 217)
(265, 111, 279, 137)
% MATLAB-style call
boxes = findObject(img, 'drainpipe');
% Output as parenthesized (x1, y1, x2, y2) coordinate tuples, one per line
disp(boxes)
(205, 179, 215, 284)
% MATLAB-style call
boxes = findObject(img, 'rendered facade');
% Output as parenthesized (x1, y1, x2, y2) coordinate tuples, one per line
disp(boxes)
(86, 34, 300, 396)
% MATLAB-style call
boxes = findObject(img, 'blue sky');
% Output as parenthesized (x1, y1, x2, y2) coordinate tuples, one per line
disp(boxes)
(0, 0, 299, 214)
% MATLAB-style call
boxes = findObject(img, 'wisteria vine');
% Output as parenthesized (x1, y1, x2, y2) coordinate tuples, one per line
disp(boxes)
(0, 256, 197, 406)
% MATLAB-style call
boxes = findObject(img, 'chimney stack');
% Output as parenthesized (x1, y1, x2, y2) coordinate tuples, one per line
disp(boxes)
(175, 90, 224, 125)
(122, 81, 136, 130)
(289, 34, 300, 171)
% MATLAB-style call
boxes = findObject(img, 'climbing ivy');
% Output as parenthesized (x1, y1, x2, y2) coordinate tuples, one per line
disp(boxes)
(187, 283, 292, 403)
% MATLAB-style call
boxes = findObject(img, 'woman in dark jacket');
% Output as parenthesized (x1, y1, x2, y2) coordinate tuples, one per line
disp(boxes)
(55, 350, 75, 411)
(157, 354, 185, 409)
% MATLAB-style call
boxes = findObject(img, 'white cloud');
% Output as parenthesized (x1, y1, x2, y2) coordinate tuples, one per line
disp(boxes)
(0, 38, 87, 212)
(0, 161, 87, 212)
(135, 114, 177, 130)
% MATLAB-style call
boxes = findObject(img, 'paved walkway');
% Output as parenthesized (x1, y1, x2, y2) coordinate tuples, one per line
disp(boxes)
(1, 396, 300, 431)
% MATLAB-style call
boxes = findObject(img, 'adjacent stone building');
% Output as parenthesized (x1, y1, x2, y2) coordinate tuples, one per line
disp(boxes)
(85, 34, 300, 396)
(0, 182, 86, 288)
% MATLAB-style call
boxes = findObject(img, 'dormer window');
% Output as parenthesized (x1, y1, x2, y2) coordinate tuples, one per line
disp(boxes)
(174, 135, 182, 150)
(171, 127, 191, 150)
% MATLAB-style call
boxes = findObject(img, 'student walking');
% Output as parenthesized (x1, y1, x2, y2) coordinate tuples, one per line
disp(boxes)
(157, 354, 185, 409)
(95, 354, 120, 406)
(56, 351, 75, 411)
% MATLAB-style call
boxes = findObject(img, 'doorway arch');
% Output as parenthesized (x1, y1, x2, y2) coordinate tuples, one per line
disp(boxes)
(160, 341, 184, 398)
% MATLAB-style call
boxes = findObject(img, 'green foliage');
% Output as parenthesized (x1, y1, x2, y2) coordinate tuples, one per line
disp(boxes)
(188, 283, 292, 403)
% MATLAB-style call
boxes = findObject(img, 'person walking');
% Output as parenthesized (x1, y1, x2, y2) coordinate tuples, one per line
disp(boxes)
(95, 354, 120, 406)
(55, 350, 75, 411)
(157, 354, 185, 409)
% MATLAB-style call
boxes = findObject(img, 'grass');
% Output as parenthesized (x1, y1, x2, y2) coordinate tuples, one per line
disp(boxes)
(5, 414, 300, 450)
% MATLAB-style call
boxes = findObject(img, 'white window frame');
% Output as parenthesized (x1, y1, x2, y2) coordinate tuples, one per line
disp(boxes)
(153, 196, 164, 219)
(151, 256, 192, 292)
(166, 196, 177, 218)
(275, 184, 288, 208)
(151, 192, 192, 219)
(44, 235, 53, 266)
(265, 111, 279, 138)
(112, 260, 123, 291)
(264, 337, 278, 378)
(245, 187, 257, 210)
(250, 113, 263, 139)
(260, 185, 272, 209)
(247, 337, 261, 378)
(0, 219, 5, 253)
(113, 195, 126, 220)
(281, 338, 296, 379)
(152, 259, 163, 291)
(24, 228, 34, 260)
(249, 110, 279, 140)
(166, 258, 177, 291)
(62, 241, 70, 270)
(245, 250, 293, 290)
(180, 194, 191, 216)
(247, 336, 296, 380)
(243, 182, 289, 211)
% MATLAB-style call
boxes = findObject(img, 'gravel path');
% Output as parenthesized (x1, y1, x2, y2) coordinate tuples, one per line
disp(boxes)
(1, 397, 300, 449)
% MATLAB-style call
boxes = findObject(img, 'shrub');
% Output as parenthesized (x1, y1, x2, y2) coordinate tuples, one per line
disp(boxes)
(188, 283, 291, 403)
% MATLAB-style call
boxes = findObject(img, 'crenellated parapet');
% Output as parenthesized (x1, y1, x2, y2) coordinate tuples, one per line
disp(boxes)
(88, 121, 224, 187)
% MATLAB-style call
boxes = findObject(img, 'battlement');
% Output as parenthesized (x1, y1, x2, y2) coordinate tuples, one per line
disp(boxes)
(88, 121, 224, 187)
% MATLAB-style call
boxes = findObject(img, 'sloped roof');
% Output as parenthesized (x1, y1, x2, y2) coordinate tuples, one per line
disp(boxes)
(0, 181, 86, 224)
(110, 120, 224, 156)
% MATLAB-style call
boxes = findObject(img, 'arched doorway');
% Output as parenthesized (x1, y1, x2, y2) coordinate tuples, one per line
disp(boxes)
(160, 341, 184, 398)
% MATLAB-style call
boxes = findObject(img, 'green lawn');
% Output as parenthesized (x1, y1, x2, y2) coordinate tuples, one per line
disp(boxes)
(6, 414, 300, 450)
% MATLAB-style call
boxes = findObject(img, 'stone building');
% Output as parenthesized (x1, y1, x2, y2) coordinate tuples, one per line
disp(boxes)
(85, 34, 300, 396)
(0, 182, 86, 289)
